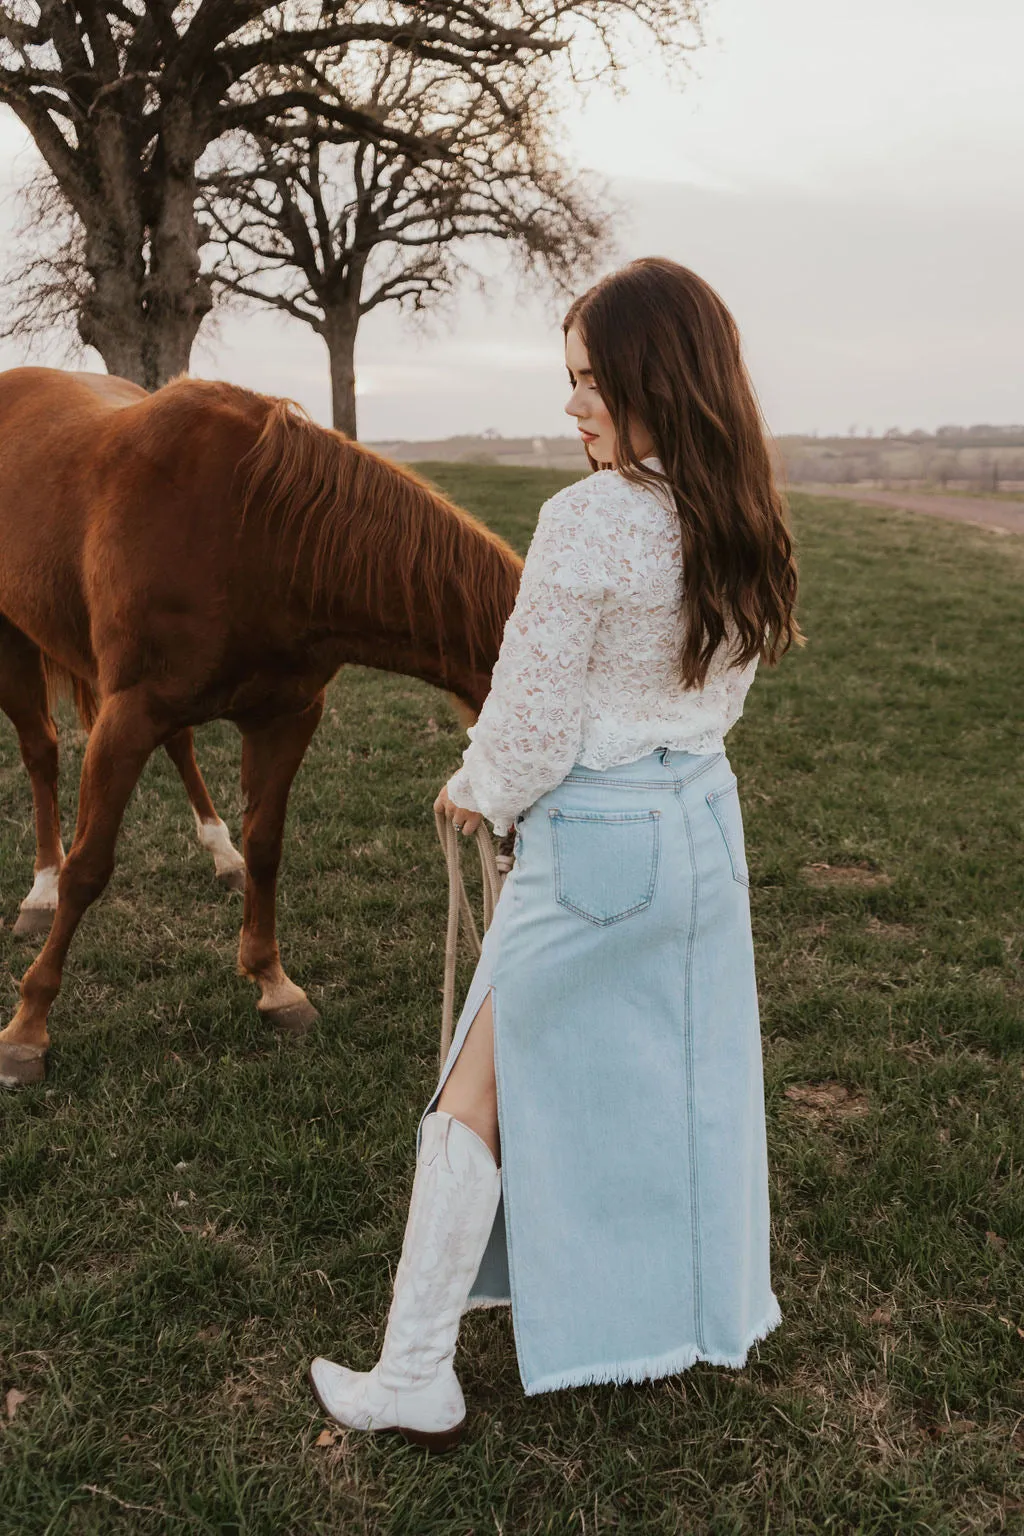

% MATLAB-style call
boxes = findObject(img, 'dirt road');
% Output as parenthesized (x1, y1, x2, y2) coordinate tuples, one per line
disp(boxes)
(792, 484, 1024, 536)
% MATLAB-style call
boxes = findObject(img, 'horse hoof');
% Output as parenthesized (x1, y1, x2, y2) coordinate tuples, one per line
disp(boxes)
(12, 906, 54, 940)
(259, 998, 319, 1036)
(0, 1042, 47, 1087)
(216, 867, 246, 894)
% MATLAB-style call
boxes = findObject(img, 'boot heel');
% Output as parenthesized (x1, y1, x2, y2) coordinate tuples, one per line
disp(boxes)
(398, 1418, 467, 1452)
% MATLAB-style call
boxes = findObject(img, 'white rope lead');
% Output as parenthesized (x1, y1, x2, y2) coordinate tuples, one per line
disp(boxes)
(433, 810, 513, 1067)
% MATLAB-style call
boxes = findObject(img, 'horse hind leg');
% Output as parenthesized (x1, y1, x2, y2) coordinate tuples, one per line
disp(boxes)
(0, 621, 64, 940)
(0, 689, 161, 1086)
(164, 727, 246, 892)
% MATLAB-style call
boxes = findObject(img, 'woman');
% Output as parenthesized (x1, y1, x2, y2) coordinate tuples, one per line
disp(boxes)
(309, 256, 804, 1449)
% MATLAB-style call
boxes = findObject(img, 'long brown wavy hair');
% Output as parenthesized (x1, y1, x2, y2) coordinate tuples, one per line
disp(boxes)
(563, 257, 805, 687)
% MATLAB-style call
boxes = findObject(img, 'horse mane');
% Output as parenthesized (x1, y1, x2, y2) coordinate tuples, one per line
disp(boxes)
(235, 395, 523, 676)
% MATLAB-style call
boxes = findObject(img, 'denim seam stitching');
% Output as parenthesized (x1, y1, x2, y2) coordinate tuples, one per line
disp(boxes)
(561, 777, 677, 789)
(561, 748, 725, 793)
(658, 757, 706, 1353)
(549, 811, 661, 823)
(679, 787, 706, 1351)
(486, 983, 532, 1391)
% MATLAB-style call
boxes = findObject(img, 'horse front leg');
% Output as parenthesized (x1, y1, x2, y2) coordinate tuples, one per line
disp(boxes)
(164, 727, 246, 892)
(0, 690, 160, 1086)
(237, 696, 324, 1036)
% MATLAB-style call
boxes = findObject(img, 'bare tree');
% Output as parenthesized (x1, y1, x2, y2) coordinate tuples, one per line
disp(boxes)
(201, 46, 610, 434)
(0, 2, 703, 391)
(1, 162, 87, 358)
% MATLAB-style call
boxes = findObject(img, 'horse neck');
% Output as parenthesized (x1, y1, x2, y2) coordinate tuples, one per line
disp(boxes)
(316, 486, 522, 712)
(242, 414, 522, 710)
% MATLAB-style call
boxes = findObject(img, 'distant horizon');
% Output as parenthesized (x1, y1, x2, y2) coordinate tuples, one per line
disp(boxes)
(364, 424, 1024, 445)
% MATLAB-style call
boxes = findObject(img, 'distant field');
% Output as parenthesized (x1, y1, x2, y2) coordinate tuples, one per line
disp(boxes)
(1, 469, 1022, 1534)
(367, 430, 1024, 494)
(776, 435, 1024, 494)
(914, 484, 1024, 504)
(791, 485, 1024, 540)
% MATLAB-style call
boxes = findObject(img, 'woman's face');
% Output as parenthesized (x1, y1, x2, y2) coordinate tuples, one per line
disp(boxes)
(563, 325, 654, 467)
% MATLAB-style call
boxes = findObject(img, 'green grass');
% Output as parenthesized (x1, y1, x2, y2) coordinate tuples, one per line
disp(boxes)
(1, 471, 1022, 1534)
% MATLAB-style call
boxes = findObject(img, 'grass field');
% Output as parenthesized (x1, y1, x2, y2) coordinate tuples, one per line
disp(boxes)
(1, 470, 1022, 1535)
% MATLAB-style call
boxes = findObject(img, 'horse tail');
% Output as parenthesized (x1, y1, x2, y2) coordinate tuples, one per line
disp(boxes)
(41, 655, 99, 732)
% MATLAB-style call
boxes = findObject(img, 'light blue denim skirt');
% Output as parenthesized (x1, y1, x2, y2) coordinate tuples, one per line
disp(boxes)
(420, 747, 782, 1396)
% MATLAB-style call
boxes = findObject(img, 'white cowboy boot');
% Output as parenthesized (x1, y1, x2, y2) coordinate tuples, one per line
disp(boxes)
(309, 1110, 501, 1450)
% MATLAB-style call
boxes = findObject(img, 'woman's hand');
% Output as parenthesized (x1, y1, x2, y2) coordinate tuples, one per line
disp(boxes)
(434, 784, 483, 838)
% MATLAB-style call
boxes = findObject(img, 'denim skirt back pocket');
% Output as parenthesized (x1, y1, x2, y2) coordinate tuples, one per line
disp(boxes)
(706, 776, 750, 886)
(549, 808, 662, 925)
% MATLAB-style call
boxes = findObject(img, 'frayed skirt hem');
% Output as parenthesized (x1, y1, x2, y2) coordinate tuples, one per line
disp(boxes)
(521, 1294, 783, 1397)
(463, 1295, 512, 1312)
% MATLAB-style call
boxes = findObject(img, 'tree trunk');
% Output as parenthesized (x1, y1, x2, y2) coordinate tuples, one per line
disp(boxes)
(142, 102, 213, 388)
(78, 229, 149, 385)
(75, 120, 150, 385)
(81, 257, 209, 392)
(76, 106, 211, 390)
(322, 302, 361, 438)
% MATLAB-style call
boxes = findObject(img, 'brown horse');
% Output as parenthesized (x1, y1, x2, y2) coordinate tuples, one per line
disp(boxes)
(0, 367, 523, 1086)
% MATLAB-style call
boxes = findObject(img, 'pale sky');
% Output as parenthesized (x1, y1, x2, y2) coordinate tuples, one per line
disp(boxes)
(1, 0, 1021, 437)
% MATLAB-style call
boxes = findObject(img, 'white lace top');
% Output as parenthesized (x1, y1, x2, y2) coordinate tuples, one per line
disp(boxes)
(445, 457, 760, 835)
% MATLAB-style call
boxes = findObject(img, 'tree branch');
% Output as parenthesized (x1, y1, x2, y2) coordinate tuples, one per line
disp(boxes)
(0, 74, 89, 208)
(217, 92, 452, 162)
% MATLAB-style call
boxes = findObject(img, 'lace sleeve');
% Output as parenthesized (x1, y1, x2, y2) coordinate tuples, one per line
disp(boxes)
(445, 479, 608, 835)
